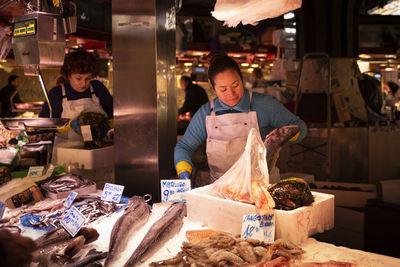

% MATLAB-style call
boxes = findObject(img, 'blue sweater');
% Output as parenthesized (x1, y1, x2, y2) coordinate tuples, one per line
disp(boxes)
(39, 80, 113, 118)
(174, 90, 307, 167)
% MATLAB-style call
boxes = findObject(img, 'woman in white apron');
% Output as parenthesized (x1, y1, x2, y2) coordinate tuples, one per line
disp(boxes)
(174, 53, 307, 184)
(39, 50, 113, 163)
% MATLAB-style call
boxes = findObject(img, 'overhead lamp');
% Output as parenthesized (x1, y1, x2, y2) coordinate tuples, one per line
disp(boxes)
(248, 68, 254, 72)
(184, 62, 193, 66)
(184, 68, 190, 72)
(241, 63, 249, 67)
(385, 67, 394, 71)
(251, 64, 259, 68)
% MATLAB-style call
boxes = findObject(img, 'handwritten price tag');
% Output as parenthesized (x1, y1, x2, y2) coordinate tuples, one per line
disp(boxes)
(161, 179, 191, 203)
(61, 206, 86, 237)
(101, 183, 124, 203)
(64, 191, 78, 208)
(241, 213, 275, 243)
(27, 166, 45, 177)
(81, 125, 93, 142)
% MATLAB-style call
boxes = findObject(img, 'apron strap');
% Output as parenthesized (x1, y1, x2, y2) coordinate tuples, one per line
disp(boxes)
(61, 84, 67, 98)
(89, 83, 101, 104)
(210, 99, 216, 116)
(249, 91, 253, 111)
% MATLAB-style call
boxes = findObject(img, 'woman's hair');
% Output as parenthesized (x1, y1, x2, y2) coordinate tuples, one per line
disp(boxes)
(60, 50, 99, 79)
(388, 81, 399, 95)
(252, 68, 262, 79)
(207, 52, 243, 88)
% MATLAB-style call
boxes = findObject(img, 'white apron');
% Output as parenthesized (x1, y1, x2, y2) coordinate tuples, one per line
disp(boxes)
(52, 83, 106, 164)
(206, 92, 260, 182)
(205, 92, 280, 183)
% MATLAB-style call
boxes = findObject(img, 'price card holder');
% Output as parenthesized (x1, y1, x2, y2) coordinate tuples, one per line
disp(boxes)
(161, 179, 191, 203)
(101, 183, 124, 203)
(241, 212, 275, 243)
(81, 125, 93, 142)
(27, 166, 45, 177)
(61, 206, 86, 237)
(64, 191, 78, 208)
(0, 201, 5, 219)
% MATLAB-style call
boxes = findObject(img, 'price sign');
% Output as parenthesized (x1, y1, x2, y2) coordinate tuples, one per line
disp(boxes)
(241, 213, 275, 243)
(0, 201, 5, 219)
(101, 183, 124, 203)
(64, 191, 78, 208)
(161, 179, 191, 203)
(61, 206, 86, 237)
(27, 166, 45, 177)
(81, 125, 93, 142)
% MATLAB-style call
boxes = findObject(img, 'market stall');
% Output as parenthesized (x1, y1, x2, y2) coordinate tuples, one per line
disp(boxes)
(1, 0, 400, 266)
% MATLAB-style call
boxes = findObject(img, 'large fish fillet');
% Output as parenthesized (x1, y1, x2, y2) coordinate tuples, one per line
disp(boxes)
(105, 196, 150, 266)
(123, 202, 186, 267)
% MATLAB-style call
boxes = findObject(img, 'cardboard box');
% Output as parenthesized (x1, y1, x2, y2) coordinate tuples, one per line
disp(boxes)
(186, 185, 334, 245)
(311, 181, 376, 208)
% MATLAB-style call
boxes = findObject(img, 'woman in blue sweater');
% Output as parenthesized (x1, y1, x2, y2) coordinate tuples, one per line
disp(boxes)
(175, 53, 307, 183)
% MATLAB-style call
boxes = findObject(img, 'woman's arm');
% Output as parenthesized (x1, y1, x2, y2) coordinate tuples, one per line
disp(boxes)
(174, 102, 210, 173)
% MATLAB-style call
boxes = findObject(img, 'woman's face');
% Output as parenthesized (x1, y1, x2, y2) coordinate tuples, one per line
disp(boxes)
(213, 69, 244, 107)
(69, 73, 93, 92)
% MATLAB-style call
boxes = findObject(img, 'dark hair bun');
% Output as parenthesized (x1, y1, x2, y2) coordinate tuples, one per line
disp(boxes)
(207, 51, 228, 65)
(207, 52, 243, 87)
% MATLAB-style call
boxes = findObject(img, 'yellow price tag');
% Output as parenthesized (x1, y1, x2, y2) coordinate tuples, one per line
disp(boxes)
(52, 0, 60, 7)
(14, 26, 26, 36)
(26, 23, 35, 34)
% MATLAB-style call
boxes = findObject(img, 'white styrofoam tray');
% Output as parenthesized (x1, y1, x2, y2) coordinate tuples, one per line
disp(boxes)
(57, 145, 114, 170)
(186, 185, 334, 245)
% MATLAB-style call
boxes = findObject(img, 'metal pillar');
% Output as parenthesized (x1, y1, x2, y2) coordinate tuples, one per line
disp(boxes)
(112, 0, 177, 202)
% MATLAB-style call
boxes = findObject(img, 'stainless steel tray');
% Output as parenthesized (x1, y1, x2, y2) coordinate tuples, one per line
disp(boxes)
(1, 118, 70, 131)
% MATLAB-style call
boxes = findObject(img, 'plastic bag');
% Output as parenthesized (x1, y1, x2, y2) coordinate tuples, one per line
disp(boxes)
(212, 0, 302, 27)
(211, 128, 275, 214)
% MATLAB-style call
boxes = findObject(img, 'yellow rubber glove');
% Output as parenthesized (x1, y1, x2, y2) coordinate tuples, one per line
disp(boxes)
(57, 120, 72, 133)
(289, 131, 300, 142)
(176, 161, 192, 176)
(108, 118, 114, 128)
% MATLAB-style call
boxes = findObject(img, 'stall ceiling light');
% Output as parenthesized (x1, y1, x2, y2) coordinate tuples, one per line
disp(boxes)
(251, 64, 259, 68)
(369, 0, 400, 15)
(241, 63, 249, 67)
(248, 68, 254, 72)
(184, 62, 193, 66)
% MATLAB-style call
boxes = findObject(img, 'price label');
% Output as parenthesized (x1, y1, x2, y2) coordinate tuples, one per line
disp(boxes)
(241, 213, 275, 243)
(81, 125, 93, 142)
(61, 206, 86, 237)
(101, 183, 124, 203)
(27, 166, 45, 177)
(64, 191, 78, 208)
(161, 179, 191, 203)
(0, 201, 5, 219)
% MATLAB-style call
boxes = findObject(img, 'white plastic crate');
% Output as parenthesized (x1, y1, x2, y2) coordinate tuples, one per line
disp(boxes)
(186, 185, 334, 245)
